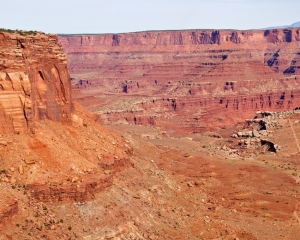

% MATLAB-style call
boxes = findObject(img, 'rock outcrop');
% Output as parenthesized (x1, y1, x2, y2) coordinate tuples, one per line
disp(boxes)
(0, 31, 72, 134)
(231, 110, 300, 152)
(29, 156, 131, 202)
(29, 173, 113, 202)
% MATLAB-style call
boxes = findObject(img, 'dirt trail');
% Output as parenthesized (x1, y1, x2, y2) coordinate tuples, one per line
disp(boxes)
(288, 118, 300, 152)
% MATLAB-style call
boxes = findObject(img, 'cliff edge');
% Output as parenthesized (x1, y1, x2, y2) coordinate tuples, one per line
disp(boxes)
(0, 31, 72, 134)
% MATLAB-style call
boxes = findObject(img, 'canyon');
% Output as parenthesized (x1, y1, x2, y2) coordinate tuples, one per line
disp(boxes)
(0, 28, 300, 239)
(59, 29, 300, 133)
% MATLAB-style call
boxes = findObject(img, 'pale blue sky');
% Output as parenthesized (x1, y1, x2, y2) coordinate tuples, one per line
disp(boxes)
(1, 0, 299, 34)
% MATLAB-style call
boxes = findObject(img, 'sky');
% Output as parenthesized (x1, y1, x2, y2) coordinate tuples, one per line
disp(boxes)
(1, 0, 299, 34)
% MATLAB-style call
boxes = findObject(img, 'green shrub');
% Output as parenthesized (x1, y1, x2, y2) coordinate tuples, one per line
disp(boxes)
(0, 28, 40, 36)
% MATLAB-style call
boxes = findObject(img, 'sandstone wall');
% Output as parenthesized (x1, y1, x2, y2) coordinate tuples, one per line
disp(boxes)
(59, 29, 300, 47)
(0, 32, 72, 134)
(58, 29, 300, 131)
(59, 29, 300, 79)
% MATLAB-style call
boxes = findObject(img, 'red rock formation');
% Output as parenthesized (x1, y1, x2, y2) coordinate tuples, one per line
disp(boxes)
(0, 31, 72, 134)
(98, 155, 132, 173)
(29, 156, 131, 202)
(58, 29, 300, 132)
(29, 173, 113, 202)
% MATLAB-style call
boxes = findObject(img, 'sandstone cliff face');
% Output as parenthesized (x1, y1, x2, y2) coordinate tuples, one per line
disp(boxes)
(59, 29, 300, 131)
(0, 32, 72, 134)
(59, 28, 300, 79)
(59, 29, 300, 47)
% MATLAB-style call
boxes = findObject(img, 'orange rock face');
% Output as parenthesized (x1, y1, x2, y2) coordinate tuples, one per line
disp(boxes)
(0, 32, 72, 134)
(59, 29, 300, 132)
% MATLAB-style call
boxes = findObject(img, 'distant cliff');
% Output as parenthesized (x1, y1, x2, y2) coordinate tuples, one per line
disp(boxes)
(58, 29, 300, 131)
(59, 28, 300, 80)
(0, 31, 72, 133)
(59, 29, 300, 47)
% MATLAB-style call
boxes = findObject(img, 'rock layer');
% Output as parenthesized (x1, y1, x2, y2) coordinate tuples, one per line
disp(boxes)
(59, 28, 300, 80)
(59, 29, 300, 132)
(29, 173, 113, 202)
(0, 31, 72, 134)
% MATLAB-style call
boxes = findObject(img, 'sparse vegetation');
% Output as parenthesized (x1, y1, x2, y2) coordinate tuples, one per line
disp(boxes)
(0, 28, 40, 36)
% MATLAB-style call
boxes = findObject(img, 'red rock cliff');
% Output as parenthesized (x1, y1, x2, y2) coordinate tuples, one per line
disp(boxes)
(58, 29, 300, 131)
(59, 29, 300, 78)
(0, 31, 72, 134)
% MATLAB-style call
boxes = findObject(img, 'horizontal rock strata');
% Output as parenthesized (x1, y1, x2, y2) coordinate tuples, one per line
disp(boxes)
(59, 29, 300, 131)
(29, 156, 131, 202)
(0, 31, 72, 134)
(29, 173, 113, 202)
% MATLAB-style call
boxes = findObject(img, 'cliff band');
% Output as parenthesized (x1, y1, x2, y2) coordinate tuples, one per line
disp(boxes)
(58, 29, 300, 131)
(0, 31, 72, 134)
